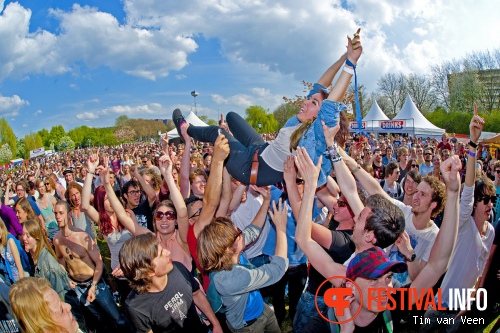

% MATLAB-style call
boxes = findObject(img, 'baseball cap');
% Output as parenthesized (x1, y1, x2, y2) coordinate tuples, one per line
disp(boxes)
(62, 168, 74, 175)
(346, 247, 407, 281)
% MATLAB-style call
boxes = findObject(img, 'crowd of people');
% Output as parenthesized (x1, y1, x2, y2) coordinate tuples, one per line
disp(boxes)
(0, 30, 499, 333)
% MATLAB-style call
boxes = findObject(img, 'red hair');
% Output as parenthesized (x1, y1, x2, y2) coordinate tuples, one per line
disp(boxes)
(93, 186, 122, 236)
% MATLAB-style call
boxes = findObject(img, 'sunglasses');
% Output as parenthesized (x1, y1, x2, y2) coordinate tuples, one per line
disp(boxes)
(411, 164, 419, 168)
(365, 151, 373, 155)
(155, 211, 177, 221)
(45, 182, 50, 185)
(189, 207, 202, 219)
(495, 170, 500, 174)
(424, 153, 432, 156)
(476, 195, 497, 205)
(233, 227, 243, 243)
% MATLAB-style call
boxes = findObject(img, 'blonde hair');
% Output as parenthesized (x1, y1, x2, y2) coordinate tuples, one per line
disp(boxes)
(9, 277, 70, 333)
(140, 168, 162, 191)
(23, 219, 56, 263)
(0, 219, 7, 250)
(197, 217, 239, 272)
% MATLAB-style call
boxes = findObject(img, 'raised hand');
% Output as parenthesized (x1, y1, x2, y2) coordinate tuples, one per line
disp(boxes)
(249, 185, 271, 202)
(283, 156, 297, 185)
(294, 147, 321, 187)
(269, 198, 288, 232)
(213, 134, 230, 161)
(159, 153, 173, 176)
(347, 28, 362, 64)
(322, 120, 340, 147)
(470, 102, 484, 143)
(440, 155, 461, 192)
(87, 153, 99, 173)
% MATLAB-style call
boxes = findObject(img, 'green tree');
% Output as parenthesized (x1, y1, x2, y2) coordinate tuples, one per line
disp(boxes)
(0, 143, 13, 164)
(207, 119, 218, 126)
(273, 104, 299, 128)
(58, 136, 75, 151)
(0, 118, 17, 158)
(38, 128, 50, 147)
(16, 139, 28, 160)
(115, 115, 130, 128)
(24, 132, 43, 152)
(49, 125, 66, 146)
(245, 106, 279, 133)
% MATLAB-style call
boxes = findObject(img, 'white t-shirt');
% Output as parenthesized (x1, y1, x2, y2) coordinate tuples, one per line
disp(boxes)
(389, 199, 439, 287)
(231, 191, 269, 259)
(439, 185, 495, 306)
(261, 124, 300, 172)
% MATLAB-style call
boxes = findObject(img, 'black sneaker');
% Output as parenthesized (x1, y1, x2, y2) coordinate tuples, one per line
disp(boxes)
(172, 108, 187, 142)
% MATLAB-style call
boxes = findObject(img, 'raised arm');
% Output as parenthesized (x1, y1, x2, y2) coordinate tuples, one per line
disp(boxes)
(411, 156, 461, 296)
(131, 165, 156, 207)
(158, 154, 189, 245)
(294, 148, 346, 286)
(283, 156, 302, 221)
(193, 134, 229, 237)
(179, 126, 192, 199)
(248, 185, 271, 229)
(317, 52, 347, 88)
(327, 29, 362, 102)
(465, 103, 484, 187)
(81, 153, 100, 224)
(100, 159, 150, 236)
(227, 181, 246, 215)
(215, 167, 232, 217)
(323, 122, 365, 216)
(4, 180, 14, 206)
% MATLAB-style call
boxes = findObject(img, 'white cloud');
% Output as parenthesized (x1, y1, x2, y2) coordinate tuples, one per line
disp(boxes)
(0, 94, 29, 116)
(76, 111, 99, 120)
(34, 109, 42, 115)
(101, 103, 167, 115)
(176, 74, 187, 80)
(413, 27, 428, 37)
(22, 123, 28, 128)
(69, 83, 79, 90)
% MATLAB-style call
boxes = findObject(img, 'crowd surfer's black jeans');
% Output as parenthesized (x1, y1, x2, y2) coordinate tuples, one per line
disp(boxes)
(187, 112, 282, 186)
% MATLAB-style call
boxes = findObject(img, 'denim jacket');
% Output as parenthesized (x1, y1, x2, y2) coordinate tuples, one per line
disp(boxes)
(35, 248, 71, 299)
(284, 83, 347, 186)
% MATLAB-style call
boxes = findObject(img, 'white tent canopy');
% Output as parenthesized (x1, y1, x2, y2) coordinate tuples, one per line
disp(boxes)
(349, 101, 390, 132)
(387, 94, 445, 137)
(167, 111, 209, 139)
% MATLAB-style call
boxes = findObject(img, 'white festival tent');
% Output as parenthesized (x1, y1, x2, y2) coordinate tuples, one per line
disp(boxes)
(349, 101, 390, 133)
(167, 111, 209, 139)
(387, 94, 445, 138)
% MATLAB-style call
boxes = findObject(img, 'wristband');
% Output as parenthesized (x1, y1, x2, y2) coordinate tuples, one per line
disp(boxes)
(88, 171, 95, 175)
(352, 166, 361, 174)
(468, 140, 478, 149)
(91, 283, 98, 288)
(343, 65, 354, 75)
(345, 58, 357, 69)
(468, 151, 476, 157)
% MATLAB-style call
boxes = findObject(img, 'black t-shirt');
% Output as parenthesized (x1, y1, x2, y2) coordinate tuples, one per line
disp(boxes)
(303, 308, 389, 333)
(308, 230, 354, 296)
(132, 199, 156, 232)
(0, 283, 20, 333)
(373, 164, 385, 180)
(126, 262, 207, 333)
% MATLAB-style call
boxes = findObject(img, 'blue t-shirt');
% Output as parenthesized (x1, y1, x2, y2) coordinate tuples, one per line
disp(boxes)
(263, 186, 323, 265)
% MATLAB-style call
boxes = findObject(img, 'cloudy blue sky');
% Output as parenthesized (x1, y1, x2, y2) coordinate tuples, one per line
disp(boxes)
(0, 0, 498, 136)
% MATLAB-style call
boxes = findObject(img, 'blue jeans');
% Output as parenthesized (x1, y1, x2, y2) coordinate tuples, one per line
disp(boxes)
(73, 278, 131, 332)
(187, 112, 282, 186)
(293, 291, 327, 333)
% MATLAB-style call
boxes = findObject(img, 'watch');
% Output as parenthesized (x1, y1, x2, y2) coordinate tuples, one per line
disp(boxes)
(406, 253, 416, 262)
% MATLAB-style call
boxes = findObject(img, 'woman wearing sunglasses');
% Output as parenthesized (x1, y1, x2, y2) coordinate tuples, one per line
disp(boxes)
(89, 153, 192, 277)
